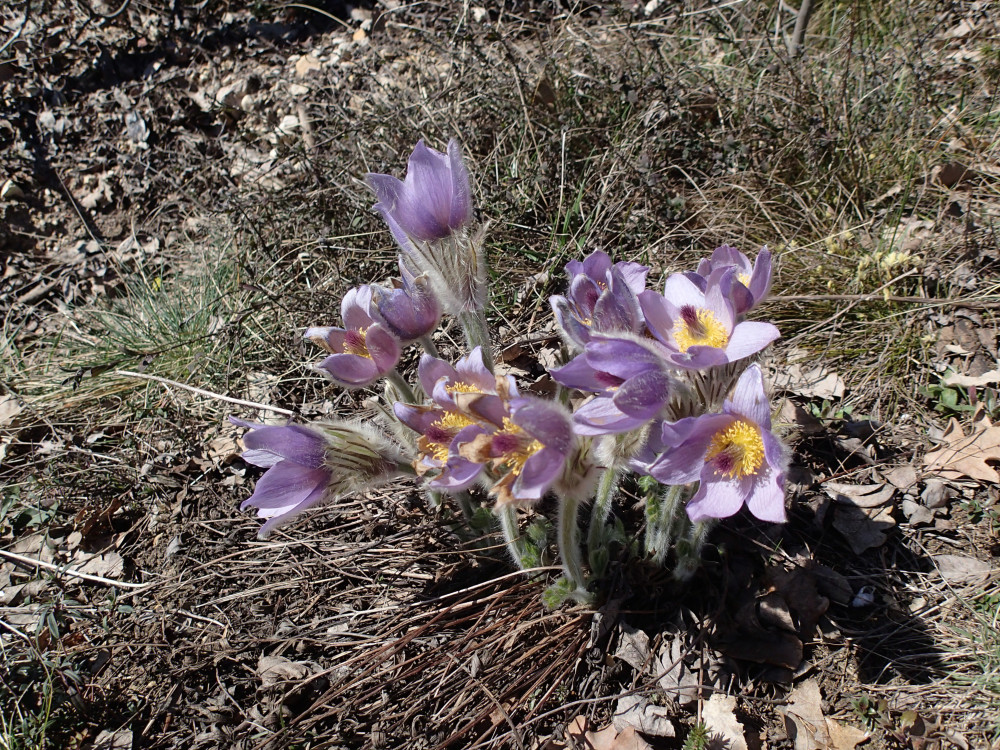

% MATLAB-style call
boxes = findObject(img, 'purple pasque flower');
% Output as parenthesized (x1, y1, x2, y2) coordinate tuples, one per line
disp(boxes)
(639, 269, 779, 370)
(551, 250, 649, 350)
(393, 347, 518, 491)
(370, 261, 441, 341)
(552, 334, 677, 436)
(642, 364, 787, 523)
(305, 286, 402, 389)
(366, 139, 485, 315)
(460, 396, 574, 506)
(685, 245, 772, 315)
(366, 139, 472, 246)
(232, 417, 409, 538)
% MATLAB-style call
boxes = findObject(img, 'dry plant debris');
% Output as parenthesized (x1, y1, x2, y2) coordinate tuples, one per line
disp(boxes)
(923, 416, 1000, 483)
(782, 680, 870, 750)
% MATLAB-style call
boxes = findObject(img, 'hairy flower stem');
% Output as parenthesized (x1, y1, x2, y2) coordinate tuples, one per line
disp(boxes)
(458, 310, 493, 373)
(452, 490, 474, 523)
(587, 466, 619, 578)
(496, 504, 531, 570)
(646, 484, 687, 566)
(419, 334, 439, 356)
(673, 518, 717, 582)
(558, 491, 589, 598)
(385, 369, 416, 404)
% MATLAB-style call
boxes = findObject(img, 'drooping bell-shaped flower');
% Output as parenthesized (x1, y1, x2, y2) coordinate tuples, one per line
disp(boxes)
(366, 139, 486, 314)
(232, 417, 410, 538)
(551, 250, 649, 350)
(460, 396, 575, 505)
(366, 139, 472, 245)
(685, 245, 772, 315)
(642, 365, 787, 523)
(371, 261, 441, 342)
(639, 270, 779, 370)
(305, 285, 402, 389)
(552, 335, 676, 435)
(393, 347, 518, 491)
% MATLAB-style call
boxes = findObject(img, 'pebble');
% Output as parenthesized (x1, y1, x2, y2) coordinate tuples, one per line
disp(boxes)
(1, 179, 24, 201)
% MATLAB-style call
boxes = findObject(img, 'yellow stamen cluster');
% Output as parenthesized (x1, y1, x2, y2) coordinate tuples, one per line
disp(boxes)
(497, 418, 543, 476)
(673, 309, 729, 352)
(426, 412, 476, 463)
(737, 272, 751, 287)
(446, 382, 482, 394)
(705, 419, 765, 479)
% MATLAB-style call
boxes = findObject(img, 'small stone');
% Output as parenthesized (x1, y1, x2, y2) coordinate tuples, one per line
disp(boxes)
(295, 54, 322, 78)
(215, 79, 248, 108)
(902, 499, 935, 526)
(349, 7, 372, 23)
(287, 83, 310, 97)
(921, 478, 954, 509)
(1, 179, 25, 201)
(277, 115, 299, 132)
(352, 27, 367, 43)
(239, 94, 255, 111)
(471, 6, 488, 22)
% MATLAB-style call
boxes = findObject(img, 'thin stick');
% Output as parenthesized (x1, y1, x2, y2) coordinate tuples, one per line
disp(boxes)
(115, 370, 295, 416)
(0, 549, 153, 590)
(770, 293, 1000, 308)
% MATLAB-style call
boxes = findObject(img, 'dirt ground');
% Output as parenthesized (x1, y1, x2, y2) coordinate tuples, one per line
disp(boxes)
(2, 1, 1000, 748)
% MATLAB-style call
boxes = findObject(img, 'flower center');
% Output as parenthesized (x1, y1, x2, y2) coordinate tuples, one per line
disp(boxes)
(343, 328, 370, 358)
(425, 411, 476, 463)
(496, 418, 543, 476)
(737, 272, 751, 287)
(705, 419, 765, 479)
(673, 306, 729, 352)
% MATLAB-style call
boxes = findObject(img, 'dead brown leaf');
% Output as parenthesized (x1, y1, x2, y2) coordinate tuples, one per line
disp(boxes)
(564, 715, 654, 750)
(783, 680, 869, 750)
(823, 482, 895, 508)
(702, 694, 748, 750)
(923, 417, 1000, 482)
(932, 554, 994, 584)
(832, 504, 895, 555)
(612, 695, 675, 738)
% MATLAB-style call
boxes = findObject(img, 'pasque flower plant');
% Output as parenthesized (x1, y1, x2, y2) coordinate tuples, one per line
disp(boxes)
(228, 135, 789, 604)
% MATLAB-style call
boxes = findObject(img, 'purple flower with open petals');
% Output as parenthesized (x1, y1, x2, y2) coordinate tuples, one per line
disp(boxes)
(232, 417, 409, 538)
(552, 335, 676, 435)
(461, 397, 574, 505)
(643, 365, 787, 523)
(305, 286, 402, 389)
(393, 347, 518, 491)
(639, 270, 779, 370)
(552, 250, 649, 350)
(685, 245, 772, 315)
(371, 262, 441, 341)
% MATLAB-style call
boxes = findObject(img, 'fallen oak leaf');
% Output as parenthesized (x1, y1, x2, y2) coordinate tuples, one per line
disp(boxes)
(564, 715, 654, 750)
(783, 680, 869, 750)
(612, 695, 675, 738)
(923, 417, 1000, 482)
(702, 694, 748, 750)
(823, 482, 895, 508)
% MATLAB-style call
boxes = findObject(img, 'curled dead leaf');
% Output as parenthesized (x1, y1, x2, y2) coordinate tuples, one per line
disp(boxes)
(923, 417, 1000, 483)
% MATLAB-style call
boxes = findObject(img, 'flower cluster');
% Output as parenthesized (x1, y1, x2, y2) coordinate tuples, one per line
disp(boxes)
(228, 138, 788, 603)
